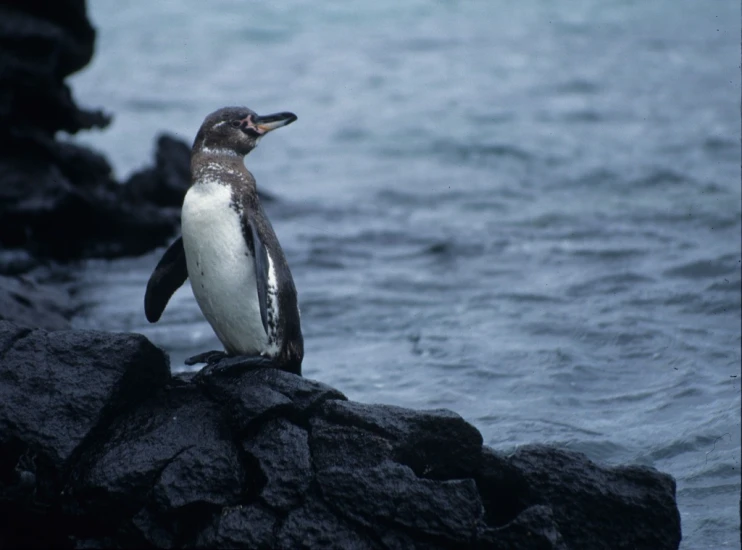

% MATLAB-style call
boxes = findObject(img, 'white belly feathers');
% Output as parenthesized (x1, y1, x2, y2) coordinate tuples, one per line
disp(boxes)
(181, 178, 279, 357)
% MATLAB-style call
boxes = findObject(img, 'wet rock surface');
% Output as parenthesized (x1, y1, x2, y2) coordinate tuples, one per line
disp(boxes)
(0, 321, 682, 549)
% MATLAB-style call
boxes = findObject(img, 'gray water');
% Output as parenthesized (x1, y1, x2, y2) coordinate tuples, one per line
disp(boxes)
(68, 1, 740, 547)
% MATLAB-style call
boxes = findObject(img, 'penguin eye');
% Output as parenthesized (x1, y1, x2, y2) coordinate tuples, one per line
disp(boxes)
(231, 120, 241, 128)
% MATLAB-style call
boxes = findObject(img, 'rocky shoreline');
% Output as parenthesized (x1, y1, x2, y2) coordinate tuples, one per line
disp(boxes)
(0, 1, 682, 548)
(0, 321, 681, 549)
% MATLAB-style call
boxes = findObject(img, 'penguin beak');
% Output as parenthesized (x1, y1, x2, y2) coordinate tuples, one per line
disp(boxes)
(252, 112, 298, 134)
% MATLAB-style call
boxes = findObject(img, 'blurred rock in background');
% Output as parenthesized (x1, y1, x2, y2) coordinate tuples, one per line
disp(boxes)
(0, 0, 188, 265)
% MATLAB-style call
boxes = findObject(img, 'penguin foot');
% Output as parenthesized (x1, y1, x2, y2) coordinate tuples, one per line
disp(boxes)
(185, 350, 227, 366)
(193, 354, 276, 382)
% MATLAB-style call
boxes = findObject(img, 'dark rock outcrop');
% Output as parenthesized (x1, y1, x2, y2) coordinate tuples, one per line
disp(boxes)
(0, 321, 170, 547)
(0, 1, 284, 268)
(0, 274, 74, 330)
(122, 135, 192, 209)
(0, 2, 189, 263)
(0, 321, 682, 549)
(0, 1, 106, 138)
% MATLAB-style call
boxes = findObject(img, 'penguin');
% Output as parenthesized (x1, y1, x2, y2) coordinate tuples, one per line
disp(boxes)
(144, 106, 303, 376)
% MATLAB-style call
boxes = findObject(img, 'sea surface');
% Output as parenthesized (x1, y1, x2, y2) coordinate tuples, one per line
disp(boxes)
(68, 1, 740, 547)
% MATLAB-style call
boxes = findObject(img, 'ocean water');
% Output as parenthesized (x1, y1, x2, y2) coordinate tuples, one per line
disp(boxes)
(68, 1, 741, 547)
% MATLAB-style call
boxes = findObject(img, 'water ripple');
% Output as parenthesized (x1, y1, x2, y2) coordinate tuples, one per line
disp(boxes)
(663, 254, 739, 280)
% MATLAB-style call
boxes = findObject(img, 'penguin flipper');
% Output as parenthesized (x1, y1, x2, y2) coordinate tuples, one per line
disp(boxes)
(144, 236, 188, 323)
(243, 217, 271, 336)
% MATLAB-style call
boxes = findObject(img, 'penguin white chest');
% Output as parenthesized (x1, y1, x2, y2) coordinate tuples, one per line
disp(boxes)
(181, 179, 271, 356)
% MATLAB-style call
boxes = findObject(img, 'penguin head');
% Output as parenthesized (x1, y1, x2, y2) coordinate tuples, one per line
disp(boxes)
(192, 106, 297, 156)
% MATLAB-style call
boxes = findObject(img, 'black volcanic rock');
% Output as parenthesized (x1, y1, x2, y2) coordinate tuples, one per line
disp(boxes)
(0, 2, 187, 263)
(317, 399, 484, 478)
(0, 321, 683, 549)
(476, 505, 566, 550)
(197, 366, 347, 434)
(0, 322, 169, 473)
(508, 445, 682, 549)
(0, 126, 182, 261)
(276, 499, 377, 550)
(318, 461, 482, 544)
(0, 1, 106, 137)
(122, 134, 192, 209)
(242, 417, 312, 511)
(0, 1, 287, 266)
(68, 383, 245, 548)
(0, 321, 170, 548)
(0, 274, 74, 330)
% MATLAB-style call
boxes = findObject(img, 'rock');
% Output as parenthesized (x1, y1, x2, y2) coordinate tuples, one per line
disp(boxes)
(0, 320, 170, 548)
(0, 139, 181, 261)
(198, 503, 278, 549)
(0, 322, 169, 471)
(476, 505, 567, 550)
(276, 499, 378, 550)
(0, 1, 289, 266)
(318, 399, 484, 478)
(507, 445, 682, 550)
(241, 418, 311, 511)
(0, 2, 185, 263)
(68, 383, 246, 540)
(476, 446, 534, 527)
(0, 1, 107, 138)
(197, 366, 347, 434)
(319, 461, 483, 544)
(0, 322, 683, 549)
(122, 134, 192, 209)
(0, 274, 74, 330)
(310, 419, 394, 471)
